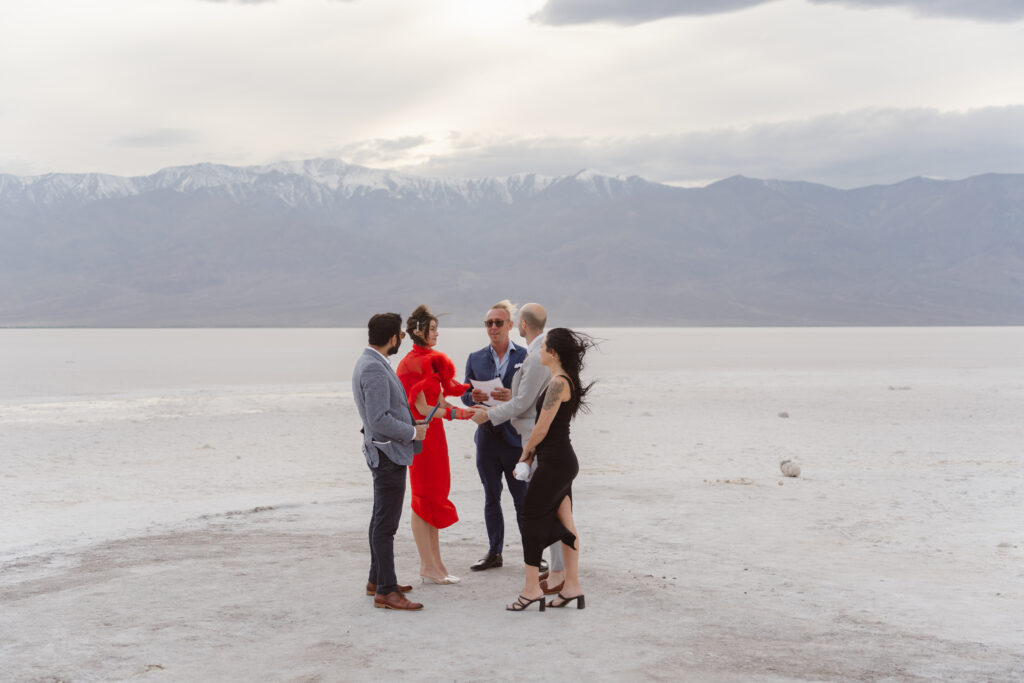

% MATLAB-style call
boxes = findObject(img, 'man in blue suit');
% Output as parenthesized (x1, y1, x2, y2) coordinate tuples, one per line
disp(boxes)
(462, 300, 529, 571)
(352, 312, 428, 610)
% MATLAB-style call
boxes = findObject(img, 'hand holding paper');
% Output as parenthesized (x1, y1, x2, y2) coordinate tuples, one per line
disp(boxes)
(470, 378, 504, 406)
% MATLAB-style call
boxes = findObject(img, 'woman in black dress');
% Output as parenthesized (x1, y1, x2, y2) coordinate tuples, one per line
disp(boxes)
(506, 328, 594, 612)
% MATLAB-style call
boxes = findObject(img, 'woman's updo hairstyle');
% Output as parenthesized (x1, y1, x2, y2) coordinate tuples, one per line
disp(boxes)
(543, 327, 597, 417)
(406, 305, 438, 347)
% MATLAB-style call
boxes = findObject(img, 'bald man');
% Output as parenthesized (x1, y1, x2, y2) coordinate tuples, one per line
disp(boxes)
(471, 303, 565, 591)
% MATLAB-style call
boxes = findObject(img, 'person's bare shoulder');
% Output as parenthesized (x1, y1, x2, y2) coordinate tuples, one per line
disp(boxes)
(542, 376, 566, 410)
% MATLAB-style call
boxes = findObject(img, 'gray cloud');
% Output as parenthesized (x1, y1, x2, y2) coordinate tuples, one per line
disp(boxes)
(809, 1, 1024, 22)
(403, 106, 1024, 189)
(335, 136, 432, 165)
(530, 0, 775, 26)
(112, 129, 200, 148)
(531, 0, 1024, 25)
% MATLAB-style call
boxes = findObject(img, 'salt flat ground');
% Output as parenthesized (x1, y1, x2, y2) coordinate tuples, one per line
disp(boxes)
(1, 327, 1022, 682)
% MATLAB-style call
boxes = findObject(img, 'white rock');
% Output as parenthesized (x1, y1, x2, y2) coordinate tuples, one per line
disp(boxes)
(780, 459, 801, 477)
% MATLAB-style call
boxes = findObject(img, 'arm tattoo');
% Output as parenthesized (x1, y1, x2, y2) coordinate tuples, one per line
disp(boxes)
(543, 378, 564, 410)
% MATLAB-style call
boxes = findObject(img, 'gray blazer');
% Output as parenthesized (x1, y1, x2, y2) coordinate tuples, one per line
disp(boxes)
(352, 347, 418, 467)
(486, 347, 551, 440)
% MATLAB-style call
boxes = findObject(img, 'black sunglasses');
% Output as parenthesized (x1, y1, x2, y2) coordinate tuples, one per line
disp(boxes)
(484, 319, 507, 328)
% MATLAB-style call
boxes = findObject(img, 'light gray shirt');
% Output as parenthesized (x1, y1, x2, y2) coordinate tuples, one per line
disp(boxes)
(486, 335, 551, 440)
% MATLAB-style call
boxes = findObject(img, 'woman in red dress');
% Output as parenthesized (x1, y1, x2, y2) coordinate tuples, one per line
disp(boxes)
(397, 305, 475, 584)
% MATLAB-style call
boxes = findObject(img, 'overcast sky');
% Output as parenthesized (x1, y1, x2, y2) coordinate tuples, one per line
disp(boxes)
(1, 0, 1022, 187)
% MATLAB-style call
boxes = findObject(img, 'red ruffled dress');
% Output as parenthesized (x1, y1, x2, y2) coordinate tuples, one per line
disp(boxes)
(396, 345, 470, 530)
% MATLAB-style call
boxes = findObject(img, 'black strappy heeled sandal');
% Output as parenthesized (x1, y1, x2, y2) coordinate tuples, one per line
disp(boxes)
(547, 592, 585, 609)
(506, 594, 546, 612)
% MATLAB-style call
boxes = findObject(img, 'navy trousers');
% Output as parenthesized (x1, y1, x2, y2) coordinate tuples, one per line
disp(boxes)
(476, 431, 528, 556)
(367, 451, 406, 595)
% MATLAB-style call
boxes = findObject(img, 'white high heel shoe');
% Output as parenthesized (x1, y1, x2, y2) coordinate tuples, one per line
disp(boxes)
(420, 574, 461, 585)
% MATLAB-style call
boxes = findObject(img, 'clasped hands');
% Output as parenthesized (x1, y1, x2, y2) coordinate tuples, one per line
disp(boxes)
(467, 386, 511, 425)
(415, 405, 487, 433)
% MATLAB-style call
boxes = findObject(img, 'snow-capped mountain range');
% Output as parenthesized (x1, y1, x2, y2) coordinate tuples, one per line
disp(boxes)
(1, 159, 1023, 327)
(0, 159, 651, 212)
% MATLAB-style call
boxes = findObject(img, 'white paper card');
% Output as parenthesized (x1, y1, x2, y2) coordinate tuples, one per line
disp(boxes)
(470, 378, 504, 406)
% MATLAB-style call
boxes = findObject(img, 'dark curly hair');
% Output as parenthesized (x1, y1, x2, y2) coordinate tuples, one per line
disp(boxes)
(544, 327, 597, 417)
(406, 304, 438, 347)
(367, 312, 402, 347)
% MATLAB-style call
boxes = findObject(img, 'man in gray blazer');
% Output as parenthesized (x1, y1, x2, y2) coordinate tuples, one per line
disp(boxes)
(352, 312, 428, 611)
(471, 303, 566, 591)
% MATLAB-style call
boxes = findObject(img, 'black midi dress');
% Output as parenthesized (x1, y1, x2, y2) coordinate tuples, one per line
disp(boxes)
(520, 374, 579, 567)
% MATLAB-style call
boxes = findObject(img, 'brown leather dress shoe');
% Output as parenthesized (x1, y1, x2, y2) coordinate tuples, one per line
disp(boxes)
(540, 579, 564, 596)
(366, 582, 413, 596)
(373, 591, 423, 611)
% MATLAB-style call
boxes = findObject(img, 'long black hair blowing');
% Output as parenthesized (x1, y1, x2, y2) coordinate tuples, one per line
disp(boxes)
(544, 327, 597, 417)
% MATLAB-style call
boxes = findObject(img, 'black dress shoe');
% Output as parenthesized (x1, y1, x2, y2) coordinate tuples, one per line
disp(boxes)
(471, 553, 503, 571)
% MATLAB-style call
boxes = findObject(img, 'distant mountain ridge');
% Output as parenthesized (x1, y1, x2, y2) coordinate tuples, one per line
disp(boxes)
(1, 160, 1022, 326)
(0, 159, 651, 212)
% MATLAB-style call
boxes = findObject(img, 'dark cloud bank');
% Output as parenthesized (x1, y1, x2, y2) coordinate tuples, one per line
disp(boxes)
(410, 106, 1024, 189)
(531, 0, 1024, 25)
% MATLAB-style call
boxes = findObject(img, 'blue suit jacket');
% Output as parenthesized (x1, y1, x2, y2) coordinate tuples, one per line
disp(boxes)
(352, 347, 418, 467)
(462, 343, 528, 449)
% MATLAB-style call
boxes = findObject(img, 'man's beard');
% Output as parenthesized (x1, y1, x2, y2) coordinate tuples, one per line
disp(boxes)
(386, 339, 401, 356)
